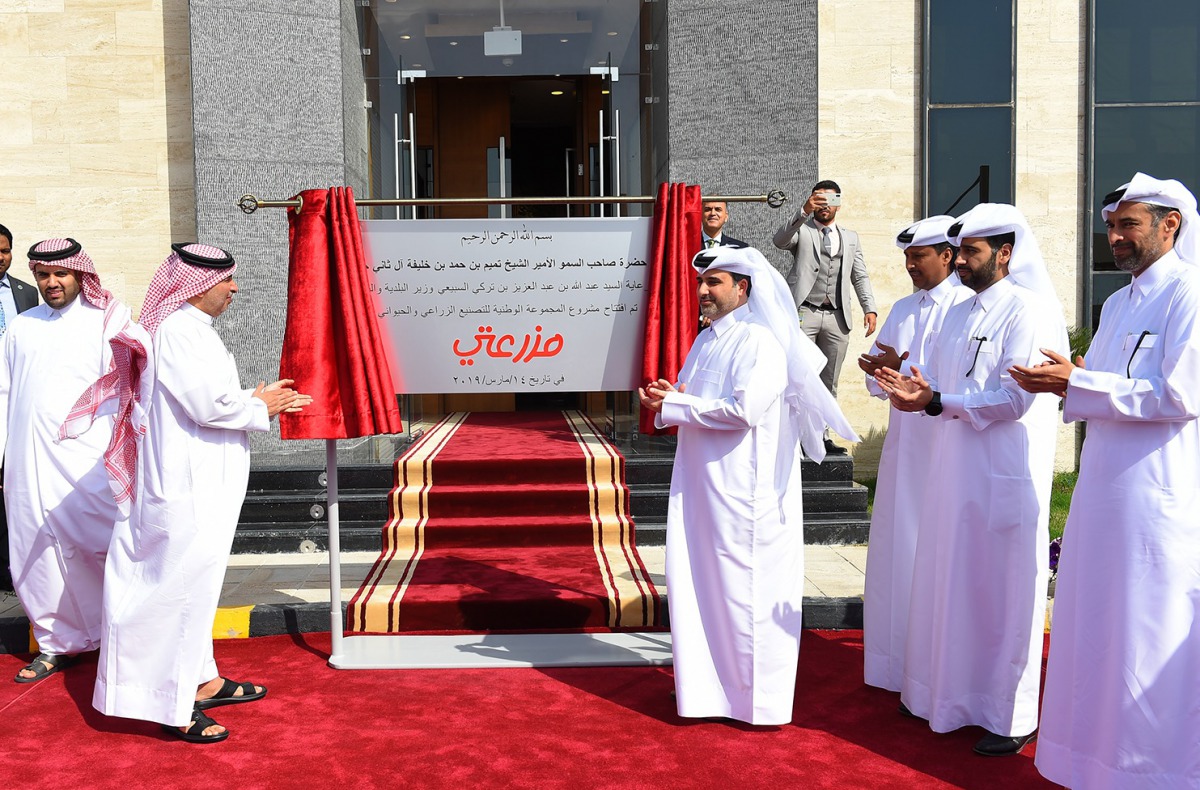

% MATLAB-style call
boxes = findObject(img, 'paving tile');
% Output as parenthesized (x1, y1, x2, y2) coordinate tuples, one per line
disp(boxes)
(243, 567, 275, 584)
(831, 544, 869, 574)
(226, 554, 268, 568)
(0, 593, 26, 618)
(254, 566, 318, 583)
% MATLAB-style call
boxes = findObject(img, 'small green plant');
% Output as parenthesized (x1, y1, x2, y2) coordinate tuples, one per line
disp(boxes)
(1048, 470, 1077, 542)
(853, 469, 1075, 540)
(1068, 324, 1093, 362)
(858, 476, 877, 513)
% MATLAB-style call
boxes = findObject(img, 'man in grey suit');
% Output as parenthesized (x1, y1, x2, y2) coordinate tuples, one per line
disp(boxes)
(0, 223, 40, 591)
(773, 181, 876, 453)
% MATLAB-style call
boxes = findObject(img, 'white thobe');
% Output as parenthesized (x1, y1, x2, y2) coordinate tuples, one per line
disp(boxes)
(862, 275, 971, 691)
(94, 304, 269, 727)
(657, 304, 805, 725)
(0, 297, 123, 654)
(900, 277, 1066, 737)
(1037, 251, 1200, 789)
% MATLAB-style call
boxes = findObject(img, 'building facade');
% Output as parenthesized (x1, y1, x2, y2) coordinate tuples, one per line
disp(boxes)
(3, 0, 1197, 470)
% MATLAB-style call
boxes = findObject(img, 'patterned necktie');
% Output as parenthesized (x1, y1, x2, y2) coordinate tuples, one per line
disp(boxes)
(0, 302, 7, 339)
(821, 226, 833, 257)
(706, 238, 717, 248)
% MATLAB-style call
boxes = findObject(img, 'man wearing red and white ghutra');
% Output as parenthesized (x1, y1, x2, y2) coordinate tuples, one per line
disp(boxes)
(93, 243, 310, 744)
(1012, 174, 1200, 789)
(1, 239, 134, 684)
(640, 245, 855, 725)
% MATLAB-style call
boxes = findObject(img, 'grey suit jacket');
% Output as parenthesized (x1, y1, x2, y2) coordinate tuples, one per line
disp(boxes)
(773, 212, 876, 333)
(9, 274, 38, 314)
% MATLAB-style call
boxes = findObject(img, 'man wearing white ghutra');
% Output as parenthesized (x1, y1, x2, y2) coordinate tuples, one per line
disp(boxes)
(873, 203, 1067, 756)
(1011, 174, 1200, 789)
(858, 214, 971, 695)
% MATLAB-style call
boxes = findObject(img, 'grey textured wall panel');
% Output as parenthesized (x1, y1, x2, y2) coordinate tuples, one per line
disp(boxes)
(667, 0, 819, 271)
(190, 9, 344, 165)
(341, 0, 370, 194)
(189, 0, 338, 19)
(190, 0, 350, 465)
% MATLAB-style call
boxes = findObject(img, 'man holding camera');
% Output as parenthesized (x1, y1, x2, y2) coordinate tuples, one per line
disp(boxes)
(773, 180, 877, 454)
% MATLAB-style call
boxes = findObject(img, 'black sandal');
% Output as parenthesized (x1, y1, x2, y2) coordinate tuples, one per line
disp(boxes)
(195, 677, 267, 710)
(14, 652, 73, 684)
(161, 707, 229, 744)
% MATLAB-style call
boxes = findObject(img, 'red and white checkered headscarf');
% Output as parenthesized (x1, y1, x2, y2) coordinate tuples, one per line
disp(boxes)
(59, 243, 234, 506)
(27, 238, 114, 311)
(34, 238, 150, 507)
(139, 243, 237, 336)
(58, 326, 153, 508)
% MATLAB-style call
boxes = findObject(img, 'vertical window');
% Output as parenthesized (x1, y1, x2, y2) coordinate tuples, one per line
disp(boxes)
(923, 0, 1015, 216)
(1088, 0, 1200, 328)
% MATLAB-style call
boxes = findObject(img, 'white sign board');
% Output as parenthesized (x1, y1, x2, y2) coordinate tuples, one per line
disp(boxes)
(362, 218, 652, 394)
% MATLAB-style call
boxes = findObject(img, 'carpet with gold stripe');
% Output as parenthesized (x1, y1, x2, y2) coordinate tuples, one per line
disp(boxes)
(347, 411, 663, 633)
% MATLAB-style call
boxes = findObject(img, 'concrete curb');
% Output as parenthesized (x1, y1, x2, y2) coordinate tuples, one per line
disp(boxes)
(0, 597, 865, 655)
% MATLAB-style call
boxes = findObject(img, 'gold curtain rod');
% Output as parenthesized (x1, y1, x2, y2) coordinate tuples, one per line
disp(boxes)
(237, 190, 789, 215)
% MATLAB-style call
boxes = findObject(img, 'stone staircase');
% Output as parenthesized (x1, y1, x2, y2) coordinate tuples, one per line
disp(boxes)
(233, 451, 871, 554)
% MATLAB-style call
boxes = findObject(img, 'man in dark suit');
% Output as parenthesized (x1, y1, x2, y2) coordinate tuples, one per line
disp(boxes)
(699, 201, 749, 251)
(773, 181, 876, 454)
(0, 225, 39, 319)
(0, 223, 40, 591)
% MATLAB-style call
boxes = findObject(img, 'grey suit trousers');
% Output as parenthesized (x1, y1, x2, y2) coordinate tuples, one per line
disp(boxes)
(798, 303, 849, 398)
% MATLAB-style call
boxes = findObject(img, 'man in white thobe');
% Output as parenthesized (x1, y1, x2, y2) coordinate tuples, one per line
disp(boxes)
(858, 216, 970, 692)
(94, 243, 308, 743)
(1, 238, 132, 683)
(1012, 174, 1200, 788)
(875, 204, 1068, 755)
(639, 245, 854, 725)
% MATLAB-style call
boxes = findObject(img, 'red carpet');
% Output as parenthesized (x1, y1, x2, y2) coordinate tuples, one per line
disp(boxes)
(348, 411, 662, 633)
(0, 631, 1054, 789)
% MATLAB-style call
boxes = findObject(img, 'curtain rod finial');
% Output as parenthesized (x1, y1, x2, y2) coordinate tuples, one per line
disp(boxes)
(767, 190, 788, 208)
(238, 194, 260, 214)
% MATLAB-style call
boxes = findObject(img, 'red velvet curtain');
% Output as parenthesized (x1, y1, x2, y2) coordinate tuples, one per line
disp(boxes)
(639, 182, 702, 435)
(279, 187, 405, 440)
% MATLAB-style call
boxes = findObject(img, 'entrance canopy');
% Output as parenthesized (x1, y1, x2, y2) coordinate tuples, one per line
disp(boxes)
(360, 0, 644, 78)
(355, 0, 662, 221)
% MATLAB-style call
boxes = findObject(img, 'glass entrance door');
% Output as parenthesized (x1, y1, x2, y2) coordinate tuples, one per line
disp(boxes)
(401, 75, 608, 219)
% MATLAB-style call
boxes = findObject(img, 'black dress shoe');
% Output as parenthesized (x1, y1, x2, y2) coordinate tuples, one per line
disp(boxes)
(973, 730, 1037, 756)
(823, 438, 847, 455)
(897, 702, 922, 720)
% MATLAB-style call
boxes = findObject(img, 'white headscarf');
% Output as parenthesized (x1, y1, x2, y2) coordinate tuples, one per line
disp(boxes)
(1101, 172, 1199, 265)
(946, 203, 1058, 302)
(896, 215, 957, 250)
(692, 245, 858, 461)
